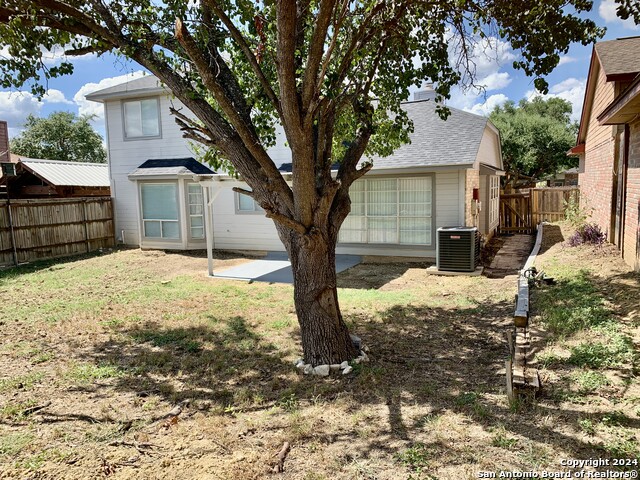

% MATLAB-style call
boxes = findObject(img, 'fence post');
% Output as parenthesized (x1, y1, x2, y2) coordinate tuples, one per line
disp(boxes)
(6, 198, 18, 267)
(81, 199, 90, 253)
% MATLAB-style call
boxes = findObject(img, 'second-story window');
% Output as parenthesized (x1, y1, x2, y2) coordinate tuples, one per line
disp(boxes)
(123, 98, 160, 139)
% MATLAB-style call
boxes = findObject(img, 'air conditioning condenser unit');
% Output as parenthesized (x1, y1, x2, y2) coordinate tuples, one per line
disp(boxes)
(436, 226, 481, 272)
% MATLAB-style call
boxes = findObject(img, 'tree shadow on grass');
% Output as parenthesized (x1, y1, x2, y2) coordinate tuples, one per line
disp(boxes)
(62, 293, 629, 468)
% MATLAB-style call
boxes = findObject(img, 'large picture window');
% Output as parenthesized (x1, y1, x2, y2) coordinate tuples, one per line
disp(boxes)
(339, 176, 433, 245)
(140, 183, 179, 239)
(124, 98, 160, 139)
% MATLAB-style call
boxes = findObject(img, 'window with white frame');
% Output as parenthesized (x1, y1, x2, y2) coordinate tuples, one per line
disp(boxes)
(123, 98, 160, 139)
(187, 183, 205, 239)
(140, 183, 179, 239)
(236, 192, 263, 213)
(489, 176, 500, 226)
(339, 176, 433, 245)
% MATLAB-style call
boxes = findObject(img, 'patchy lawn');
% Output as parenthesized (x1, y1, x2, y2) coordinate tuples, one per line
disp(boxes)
(0, 231, 637, 479)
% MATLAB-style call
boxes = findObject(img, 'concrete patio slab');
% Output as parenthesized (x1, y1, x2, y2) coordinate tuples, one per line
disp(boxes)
(213, 252, 362, 284)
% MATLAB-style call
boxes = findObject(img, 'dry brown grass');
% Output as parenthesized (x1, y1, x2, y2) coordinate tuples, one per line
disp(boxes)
(0, 231, 638, 479)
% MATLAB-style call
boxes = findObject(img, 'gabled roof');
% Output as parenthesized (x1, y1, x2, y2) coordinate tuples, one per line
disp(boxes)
(575, 36, 640, 146)
(594, 37, 640, 81)
(128, 158, 215, 178)
(597, 73, 640, 125)
(85, 75, 165, 102)
(17, 157, 110, 187)
(368, 100, 490, 169)
(89, 74, 496, 171)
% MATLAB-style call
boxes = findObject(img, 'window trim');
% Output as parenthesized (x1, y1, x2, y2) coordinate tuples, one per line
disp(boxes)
(122, 97, 162, 141)
(489, 175, 500, 227)
(235, 191, 264, 214)
(338, 174, 435, 247)
(186, 182, 205, 241)
(138, 181, 181, 242)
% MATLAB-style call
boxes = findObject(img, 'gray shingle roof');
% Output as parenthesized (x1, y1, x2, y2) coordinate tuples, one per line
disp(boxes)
(128, 158, 215, 177)
(18, 157, 110, 187)
(85, 75, 165, 102)
(367, 100, 488, 169)
(595, 36, 640, 77)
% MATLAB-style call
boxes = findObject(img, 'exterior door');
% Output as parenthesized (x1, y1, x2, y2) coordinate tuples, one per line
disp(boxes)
(612, 127, 628, 249)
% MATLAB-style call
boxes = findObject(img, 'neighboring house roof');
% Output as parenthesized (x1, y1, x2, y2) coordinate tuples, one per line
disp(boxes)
(85, 75, 165, 102)
(594, 36, 640, 80)
(597, 72, 640, 125)
(17, 157, 110, 187)
(128, 158, 215, 177)
(575, 36, 640, 146)
(368, 100, 490, 170)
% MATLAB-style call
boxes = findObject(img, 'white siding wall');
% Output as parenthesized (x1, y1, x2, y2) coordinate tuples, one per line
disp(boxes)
(107, 96, 292, 247)
(476, 126, 502, 169)
(105, 92, 464, 258)
(211, 188, 284, 251)
(106, 95, 194, 246)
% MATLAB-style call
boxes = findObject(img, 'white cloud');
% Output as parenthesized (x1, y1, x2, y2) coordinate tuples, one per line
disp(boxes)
(0, 46, 11, 60)
(73, 70, 147, 125)
(0, 92, 43, 132)
(525, 77, 586, 122)
(477, 72, 512, 91)
(43, 89, 74, 105)
(558, 55, 577, 66)
(599, 0, 639, 30)
(465, 94, 510, 116)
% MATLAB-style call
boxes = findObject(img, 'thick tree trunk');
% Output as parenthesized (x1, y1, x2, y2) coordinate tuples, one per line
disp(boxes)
(283, 229, 359, 366)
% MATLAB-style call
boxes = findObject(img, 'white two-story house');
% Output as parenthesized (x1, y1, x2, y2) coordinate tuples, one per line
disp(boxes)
(86, 76, 503, 258)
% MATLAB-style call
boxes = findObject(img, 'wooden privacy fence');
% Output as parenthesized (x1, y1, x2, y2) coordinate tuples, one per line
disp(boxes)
(499, 187, 580, 235)
(0, 197, 115, 267)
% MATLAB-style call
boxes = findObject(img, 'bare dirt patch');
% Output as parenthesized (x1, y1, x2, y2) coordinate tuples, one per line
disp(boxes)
(0, 234, 637, 479)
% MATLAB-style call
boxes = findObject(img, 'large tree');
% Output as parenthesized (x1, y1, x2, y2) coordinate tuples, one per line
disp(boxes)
(0, 0, 604, 365)
(490, 97, 579, 187)
(11, 111, 107, 163)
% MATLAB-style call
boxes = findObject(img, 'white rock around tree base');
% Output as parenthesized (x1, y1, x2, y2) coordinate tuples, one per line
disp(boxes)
(295, 345, 370, 376)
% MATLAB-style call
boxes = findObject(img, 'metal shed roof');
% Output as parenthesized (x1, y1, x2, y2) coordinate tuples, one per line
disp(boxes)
(18, 158, 110, 187)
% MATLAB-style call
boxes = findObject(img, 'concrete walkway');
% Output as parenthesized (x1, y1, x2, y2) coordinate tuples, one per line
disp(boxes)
(213, 251, 362, 284)
(486, 235, 534, 278)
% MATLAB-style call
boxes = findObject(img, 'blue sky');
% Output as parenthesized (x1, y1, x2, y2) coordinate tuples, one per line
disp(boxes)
(0, 0, 638, 138)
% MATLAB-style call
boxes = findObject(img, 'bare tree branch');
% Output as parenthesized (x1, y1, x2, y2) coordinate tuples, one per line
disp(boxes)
(204, 0, 282, 118)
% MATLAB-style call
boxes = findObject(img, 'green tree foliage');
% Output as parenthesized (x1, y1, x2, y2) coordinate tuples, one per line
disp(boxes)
(0, 0, 605, 365)
(490, 97, 578, 187)
(11, 112, 106, 163)
(615, 0, 640, 24)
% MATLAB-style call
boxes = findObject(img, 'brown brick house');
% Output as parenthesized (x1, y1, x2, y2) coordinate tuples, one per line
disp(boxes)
(570, 36, 640, 271)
